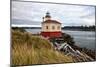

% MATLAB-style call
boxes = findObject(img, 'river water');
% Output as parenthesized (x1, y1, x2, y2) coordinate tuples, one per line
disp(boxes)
(26, 29, 96, 50)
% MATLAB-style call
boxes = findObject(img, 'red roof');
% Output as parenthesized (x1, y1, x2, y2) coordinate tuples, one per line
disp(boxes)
(42, 20, 61, 24)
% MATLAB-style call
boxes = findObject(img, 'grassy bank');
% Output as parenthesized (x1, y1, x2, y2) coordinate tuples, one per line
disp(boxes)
(11, 29, 73, 66)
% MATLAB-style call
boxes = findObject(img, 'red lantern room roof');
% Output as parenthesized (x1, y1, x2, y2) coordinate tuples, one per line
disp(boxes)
(42, 20, 61, 24)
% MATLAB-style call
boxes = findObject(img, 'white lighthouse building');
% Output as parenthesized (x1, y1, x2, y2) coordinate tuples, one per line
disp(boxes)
(41, 12, 62, 38)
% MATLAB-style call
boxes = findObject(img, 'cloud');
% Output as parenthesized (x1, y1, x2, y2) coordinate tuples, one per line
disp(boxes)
(12, 1, 96, 27)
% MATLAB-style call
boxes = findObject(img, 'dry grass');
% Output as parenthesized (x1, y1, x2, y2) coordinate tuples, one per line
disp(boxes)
(11, 30, 73, 66)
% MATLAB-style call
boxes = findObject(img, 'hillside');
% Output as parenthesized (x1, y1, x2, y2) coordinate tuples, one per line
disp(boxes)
(11, 29, 73, 66)
(11, 28, 95, 66)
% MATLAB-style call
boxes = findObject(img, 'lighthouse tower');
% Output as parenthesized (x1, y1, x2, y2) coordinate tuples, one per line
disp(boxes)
(41, 12, 62, 38)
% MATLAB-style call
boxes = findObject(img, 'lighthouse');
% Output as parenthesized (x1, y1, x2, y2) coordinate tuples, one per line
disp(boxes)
(41, 12, 62, 39)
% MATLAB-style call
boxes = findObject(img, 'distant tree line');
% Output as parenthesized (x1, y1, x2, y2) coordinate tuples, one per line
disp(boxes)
(12, 27, 26, 32)
(62, 25, 96, 31)
(12, 27, 41, 29)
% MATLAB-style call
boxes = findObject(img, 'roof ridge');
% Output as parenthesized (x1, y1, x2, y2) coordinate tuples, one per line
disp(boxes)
(42, 20, 61, 24)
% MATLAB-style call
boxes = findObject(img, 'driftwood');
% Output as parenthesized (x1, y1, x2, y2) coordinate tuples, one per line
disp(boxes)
(54, 42, 94, 62)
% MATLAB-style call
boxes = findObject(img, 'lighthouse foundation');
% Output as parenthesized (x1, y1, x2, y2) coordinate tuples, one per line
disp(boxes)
(41, 31, 62, 38)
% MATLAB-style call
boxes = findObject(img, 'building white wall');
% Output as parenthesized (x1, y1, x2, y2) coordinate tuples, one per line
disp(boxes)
(42, 23, 61, 32)
(44, 17, 51, 21)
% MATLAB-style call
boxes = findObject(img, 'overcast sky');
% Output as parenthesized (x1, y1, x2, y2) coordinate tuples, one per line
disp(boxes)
(11, 1, 95, 27)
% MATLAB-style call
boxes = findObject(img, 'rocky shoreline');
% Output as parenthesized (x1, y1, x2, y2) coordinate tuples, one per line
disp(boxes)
(49, 32, 96, 61)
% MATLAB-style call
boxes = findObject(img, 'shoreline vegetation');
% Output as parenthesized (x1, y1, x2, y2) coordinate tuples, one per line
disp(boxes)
(11, 27, 96, 66)
(12, 25, 95, 31)
(62, 25, 95, 31)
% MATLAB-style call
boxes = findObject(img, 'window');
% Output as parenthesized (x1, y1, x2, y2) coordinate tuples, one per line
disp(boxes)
(57, 26, 60, 30)
(52, 26, 55, 30)
(46, 26, 48, 29)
